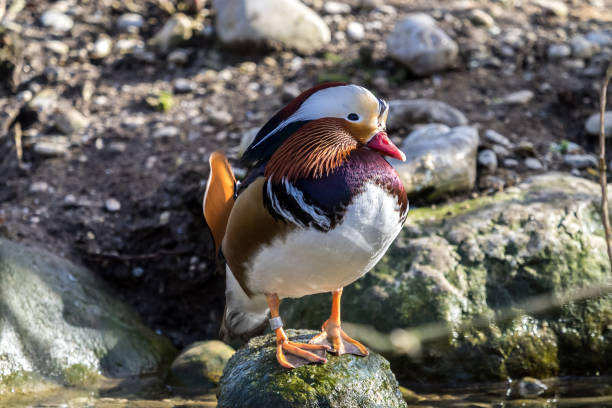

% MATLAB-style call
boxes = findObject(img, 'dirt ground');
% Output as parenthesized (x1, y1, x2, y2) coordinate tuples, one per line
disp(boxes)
(1, 0, 611, 348)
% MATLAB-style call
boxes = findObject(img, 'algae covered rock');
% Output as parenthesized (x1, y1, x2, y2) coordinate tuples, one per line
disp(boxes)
(0, 238, 177, 391)
(167, 340, 235, 392)
(284, 174, 611, 381)
(217, 330, 407, 408)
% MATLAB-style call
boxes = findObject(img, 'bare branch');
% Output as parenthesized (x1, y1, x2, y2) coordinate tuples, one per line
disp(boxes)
(599, 60, 612, 269)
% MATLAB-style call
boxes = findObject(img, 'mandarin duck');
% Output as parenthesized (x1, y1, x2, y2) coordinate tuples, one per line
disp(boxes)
(204, 83, 408, 369)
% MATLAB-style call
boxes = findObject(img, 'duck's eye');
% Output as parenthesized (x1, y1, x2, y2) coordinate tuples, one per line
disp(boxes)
(347, 113, 360, 121)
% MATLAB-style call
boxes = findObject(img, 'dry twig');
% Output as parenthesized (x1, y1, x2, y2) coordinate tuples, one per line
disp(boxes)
(599, 60, 612, 268)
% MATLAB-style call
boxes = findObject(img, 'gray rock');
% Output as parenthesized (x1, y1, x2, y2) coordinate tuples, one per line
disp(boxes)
(115, 38, 144, 54)
(217, 330, 407, 408)
(0, 239, 176, 390)
(40, 10, 74, 32)
(481, 174, 505, 190)
(524, 157, 544, 170)
(54, 107, 89, 135)
(153, 126, 180, 139)
(104, 198, 121, 212)
(33, 137, 70, 157)
(390, 124, 479, 200)
(30, 181, 50, 193)
(501, 90, 534, 105)
(570, 35, 600, 59)
(208, 109, 233, 126)
(173, 78, 196, 94)
(585, 111, 612, 136)
(563, 154, 597, 169)
(468, 9, 495, 27)
(346, 21, 365, 41)
(167, 49, 191, 65)
(323, 1, 351, 14)
(44, 40, 70, 56)
(533, 0, 568, 17)
(491, 144, 511, 158)
(484, 129, 512, 148)
(167, 341, 235, 392)
(478, 149, 498, 171)
(547, 44, 571, 59)
(387, 99, 468, 130)
(585, 31, 612, 47)
(117, 13, 144, 33)
(503, 158, 519, 168)
(284, 174, 612, 382)
(214, 0, 331, 55)
(91, 36, 112, 59)
(516, 377, 548, 398)
(387, 14, 458, 76)
(150, 13, 193, 53)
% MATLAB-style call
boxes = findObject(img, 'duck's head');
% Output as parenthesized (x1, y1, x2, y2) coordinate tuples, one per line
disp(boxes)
(242, 83, 404, 182)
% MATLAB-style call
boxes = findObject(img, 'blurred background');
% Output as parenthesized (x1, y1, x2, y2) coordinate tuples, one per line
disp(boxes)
(1, 0, 612, 406)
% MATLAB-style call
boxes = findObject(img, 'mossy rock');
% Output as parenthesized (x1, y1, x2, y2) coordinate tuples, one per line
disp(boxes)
(217, 330, 407, 408)
(284, 174, 611, 382)
(167, 340, 235, 392)
(0, 238, 177, 393)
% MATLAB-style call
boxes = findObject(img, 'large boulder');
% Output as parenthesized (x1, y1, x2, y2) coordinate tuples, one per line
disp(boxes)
(214, 0, 331, 55)
(0, 239, 177, 393)
(386, 14, 458, 76)
(284, 174, 612, 382)
(217, 330, 406, 408)
(389, 124, 479, 200)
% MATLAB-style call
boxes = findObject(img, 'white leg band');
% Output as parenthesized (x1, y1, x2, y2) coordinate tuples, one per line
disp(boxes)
(269, 316, 283, 330)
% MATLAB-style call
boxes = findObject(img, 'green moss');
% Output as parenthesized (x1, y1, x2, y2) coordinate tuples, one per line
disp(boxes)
(62, 364, 99, 387)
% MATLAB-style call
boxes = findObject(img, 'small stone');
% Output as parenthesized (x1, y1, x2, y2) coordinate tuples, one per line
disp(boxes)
(105, 198, 121, 212)
(525, 157, 544, 170)
(468, 9, 495, 27)
(491, 144, 511, 158)
(585, 31, 612, 47)
(91, 36, 112, 59)
(563, 154, 597, 169)
(482, 175, 505, 190)
(208, 110, 233, 126)
(132, 267, 145, 277)
(387, 99, 468, 130)
(173, 78, 196, 94)
(33, 138, 70, 157)
(117, 13, 144, 33)
(547, 44, 571, 59)
(122, 116, 146, 129)
(167, 341, 236, 392)
(533, 0, 568, 17)
(484, 129, 512, 148)
(159, 211, 171, 225)
(357, 0, 382, 8)
(115, 38, 143, 54)
(585, 111, 612, 136)
(501, 90, 534, 105)
(167, 49, 190, 65)
(387, 13, 458, 76)
(503, 158, 519, 168)
(30, 181, 50, 193)
(346, 21, 365, 41)
(150, 13, 193, 53)
(478, 149, 498, 171)
(54, 107, 89, 135)
(515, 141, 536, 156)
(517, 377, 548, 398)
(323, 1, 351, 14)
(40, 10, 74, 32)
(44, 40, 70, 56)
(570, 35, 600, 59)
(153, 126, 180, 139)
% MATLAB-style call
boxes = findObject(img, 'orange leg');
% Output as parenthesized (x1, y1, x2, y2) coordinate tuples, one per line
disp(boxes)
(309, 288, 369, 356)
(266, 294, 329, 369)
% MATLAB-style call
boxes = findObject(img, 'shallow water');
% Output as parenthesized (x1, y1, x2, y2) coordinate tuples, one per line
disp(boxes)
(2, 376, 612, 407)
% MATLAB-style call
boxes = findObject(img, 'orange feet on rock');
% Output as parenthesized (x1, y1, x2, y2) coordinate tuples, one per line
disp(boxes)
(308, 319, 369, 356)
(275, 329, 329, 369)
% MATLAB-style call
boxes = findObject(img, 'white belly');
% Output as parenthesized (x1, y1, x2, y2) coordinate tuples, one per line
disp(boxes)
(245, 183, 405, 298)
